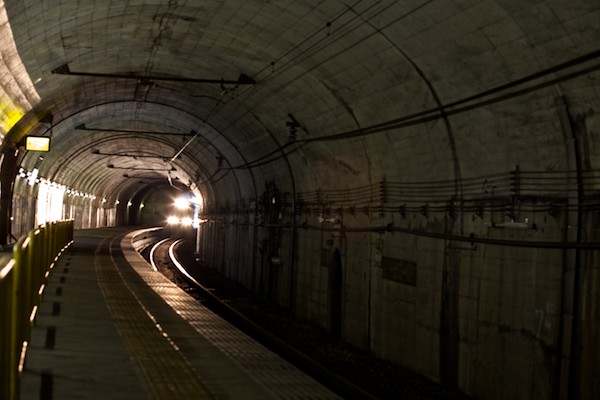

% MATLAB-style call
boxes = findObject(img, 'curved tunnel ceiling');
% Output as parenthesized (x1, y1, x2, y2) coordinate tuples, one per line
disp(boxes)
(2, 0, 600, 210)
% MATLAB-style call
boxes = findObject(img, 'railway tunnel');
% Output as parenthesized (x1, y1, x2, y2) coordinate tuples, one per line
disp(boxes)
(1, 0, 600, 399)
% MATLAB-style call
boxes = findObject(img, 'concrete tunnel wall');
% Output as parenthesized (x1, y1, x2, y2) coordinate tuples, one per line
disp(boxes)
(2, 1, 600, 399)
(193, 79, 600, 399)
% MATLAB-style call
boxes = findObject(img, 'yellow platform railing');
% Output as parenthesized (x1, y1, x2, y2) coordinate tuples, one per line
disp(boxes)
(0, 221, 73, 400)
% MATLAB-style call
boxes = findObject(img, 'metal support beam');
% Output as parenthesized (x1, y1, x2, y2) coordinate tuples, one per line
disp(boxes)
(75, 124, 192, 137)
(52, 63, 256, 85)
(555, 95, 583, 400)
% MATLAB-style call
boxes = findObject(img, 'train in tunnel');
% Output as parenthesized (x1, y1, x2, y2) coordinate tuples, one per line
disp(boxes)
(163, 194, 201, 233)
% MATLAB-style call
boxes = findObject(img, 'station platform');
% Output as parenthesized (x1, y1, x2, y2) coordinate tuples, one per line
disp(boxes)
(20, 227, 340, 400)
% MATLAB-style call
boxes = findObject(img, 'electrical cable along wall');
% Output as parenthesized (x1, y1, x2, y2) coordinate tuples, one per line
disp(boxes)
(205, 168, 600, 248)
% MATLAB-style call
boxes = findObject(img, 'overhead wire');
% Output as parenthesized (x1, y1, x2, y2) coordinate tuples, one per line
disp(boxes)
(193, 0, 435, 174)
(217, 0, 394, 132)
(251, 0, 368, 79)
(222, 0, 435, 134)
(186, 0, 600, 209)
(229, 48, 600, 170)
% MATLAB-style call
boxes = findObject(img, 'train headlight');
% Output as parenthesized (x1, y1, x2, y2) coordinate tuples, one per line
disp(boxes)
(181, 217, 193, 226)
(166, 216, 179, 225)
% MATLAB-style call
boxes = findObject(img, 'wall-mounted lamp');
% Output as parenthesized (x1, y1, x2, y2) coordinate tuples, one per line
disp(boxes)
(24, 136, 51, 152)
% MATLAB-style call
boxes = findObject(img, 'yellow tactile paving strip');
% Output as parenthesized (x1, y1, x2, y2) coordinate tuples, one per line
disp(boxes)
(95, 235, 215, 400)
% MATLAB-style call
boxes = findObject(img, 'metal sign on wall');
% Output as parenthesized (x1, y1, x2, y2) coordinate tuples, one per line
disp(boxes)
(382, 256, 417, 286)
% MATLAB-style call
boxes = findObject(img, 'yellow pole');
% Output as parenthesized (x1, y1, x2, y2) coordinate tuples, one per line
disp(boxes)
(0, 220, 73, 400)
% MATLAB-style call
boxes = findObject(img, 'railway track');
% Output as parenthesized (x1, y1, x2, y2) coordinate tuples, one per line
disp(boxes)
(144, 232, 378, 400)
